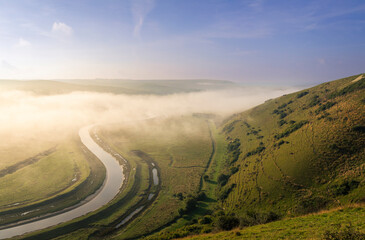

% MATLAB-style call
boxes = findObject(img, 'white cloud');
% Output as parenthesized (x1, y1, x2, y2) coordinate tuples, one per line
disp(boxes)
(132, 0, 155, 38)
(52, 22, 73, 36)
(15, 38, 31, 47)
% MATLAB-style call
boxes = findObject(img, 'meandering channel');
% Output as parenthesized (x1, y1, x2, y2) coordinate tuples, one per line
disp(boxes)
(0, 125, 125, 239)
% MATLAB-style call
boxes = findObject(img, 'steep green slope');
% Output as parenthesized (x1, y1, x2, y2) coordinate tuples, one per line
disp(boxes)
(133, 74, 365, 240)
(218, 74, 365, 217)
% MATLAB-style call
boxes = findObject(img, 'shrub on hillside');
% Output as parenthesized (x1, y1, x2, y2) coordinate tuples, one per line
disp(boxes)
(218, 184, 236, 201)
(275, 120, 309, 139)
(239, 210, 280, 227)
(217, 174, 229, 187)
(331, 180, 360, 196)
(216, 215, 240, 230)
(323, 223, 365, 240)
(296, 195, 328, 214)
(297, 91, 309, 98)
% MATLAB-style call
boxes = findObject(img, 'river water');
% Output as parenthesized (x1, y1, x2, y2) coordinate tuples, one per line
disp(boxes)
(0, 125, 124, 239)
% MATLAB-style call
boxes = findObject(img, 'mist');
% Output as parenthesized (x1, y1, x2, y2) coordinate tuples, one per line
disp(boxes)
(0, 86, 297, 148)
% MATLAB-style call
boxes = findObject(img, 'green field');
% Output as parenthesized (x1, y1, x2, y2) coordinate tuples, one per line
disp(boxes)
(16, 115, 215, 240)
(0, 133, 107, 227)
(99, 116, 213, 239)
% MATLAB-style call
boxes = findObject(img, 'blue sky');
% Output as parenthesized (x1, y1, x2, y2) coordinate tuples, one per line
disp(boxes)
(0, 0, 364, 85)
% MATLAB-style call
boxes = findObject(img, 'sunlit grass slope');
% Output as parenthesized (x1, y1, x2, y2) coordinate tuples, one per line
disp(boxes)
(218, 74, 365, 216)
(142, 74, 365, 240)
(186, 205, 365, 240)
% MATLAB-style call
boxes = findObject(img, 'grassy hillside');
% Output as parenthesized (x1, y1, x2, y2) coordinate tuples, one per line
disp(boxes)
(217, 74, 365, 217)
(186, 205, 365, 240)
(143, 74, 365, 240)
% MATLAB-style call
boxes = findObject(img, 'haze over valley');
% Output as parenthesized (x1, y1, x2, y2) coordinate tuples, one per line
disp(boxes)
(0, 1, 364, 239)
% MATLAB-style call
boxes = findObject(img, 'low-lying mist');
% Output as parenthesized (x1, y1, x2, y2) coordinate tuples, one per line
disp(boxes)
(0, 86, 298, 149)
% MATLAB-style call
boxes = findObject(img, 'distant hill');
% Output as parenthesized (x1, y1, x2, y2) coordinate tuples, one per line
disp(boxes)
(60, 79, 237, 95)
(218, 73, 365, 217)
(0, 79, 236, 95)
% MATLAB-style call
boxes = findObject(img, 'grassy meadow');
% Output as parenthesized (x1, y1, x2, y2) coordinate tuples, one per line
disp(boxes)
(0, 134, 105, 227)
(98, 116, 214, 239)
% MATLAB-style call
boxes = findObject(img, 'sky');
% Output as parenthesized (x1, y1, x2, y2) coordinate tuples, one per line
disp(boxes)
(0, 0, 364, 85)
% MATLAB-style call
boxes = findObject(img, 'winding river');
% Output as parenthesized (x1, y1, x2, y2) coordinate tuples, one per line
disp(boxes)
(0, 125, 125, 239)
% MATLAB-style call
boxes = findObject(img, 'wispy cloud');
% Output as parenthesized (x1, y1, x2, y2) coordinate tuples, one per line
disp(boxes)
(248, 0, 263, 11)
(203, 20, 272, 39)
(131, 0, 155, 38)
(52, 22, 73, 36)
(15, 38, 31, 47)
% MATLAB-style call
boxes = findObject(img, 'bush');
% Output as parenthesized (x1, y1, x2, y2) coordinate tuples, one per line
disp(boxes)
(297, 91, 309, 98)
(297, 195, 328, 214)
(218, 184, 236, 201)
(217, 174, 229, 187)
(278, 119, 287, 126)
(308, 95, 320, 107)
(315, 101, 336, 114)
(185, 197, 197, 212)
(245, 146, 266, 158)
(217, 215, 240, 230)
(352, 125, 365, 133)
(196, 191, 207, 201)
(203, 175, 209, 181)
(275, 120, 308, 139)
(323, 223, 365, 240)
(199, 215, 213, 224)
(227, 138, 241, 164)
(230, 166, 239, 175)
(240, 210, 280, 227)
(331, 180, 360, 196)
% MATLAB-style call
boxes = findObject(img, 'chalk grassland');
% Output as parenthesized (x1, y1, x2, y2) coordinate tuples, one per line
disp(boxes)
(0, 135, 105, 227)
(140, 74, 365, 240)
(186, 205, 365, 240)
(219, 74, 365, 216)
(96, 116, 213, 239)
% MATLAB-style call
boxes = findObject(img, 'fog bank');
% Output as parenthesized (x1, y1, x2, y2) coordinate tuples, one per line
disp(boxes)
(0, 87, 298, 146)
